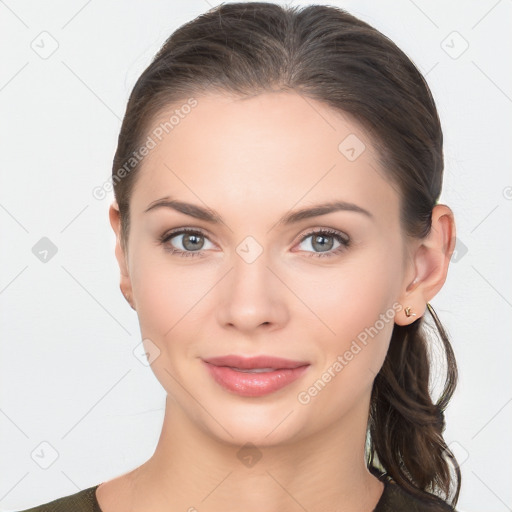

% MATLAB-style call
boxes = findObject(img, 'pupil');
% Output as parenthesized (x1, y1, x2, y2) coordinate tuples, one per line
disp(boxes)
(184, 234, 203, 251)
(314, 234, 333, 252)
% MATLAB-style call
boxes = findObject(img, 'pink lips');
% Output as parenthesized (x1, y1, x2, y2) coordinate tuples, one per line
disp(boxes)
(202, 354, 310, 397)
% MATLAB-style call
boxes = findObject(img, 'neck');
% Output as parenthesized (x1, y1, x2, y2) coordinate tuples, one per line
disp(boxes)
(122, 393, 384, 512)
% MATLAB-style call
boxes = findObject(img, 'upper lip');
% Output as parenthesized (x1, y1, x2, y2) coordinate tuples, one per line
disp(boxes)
(203, 355, 310, 370)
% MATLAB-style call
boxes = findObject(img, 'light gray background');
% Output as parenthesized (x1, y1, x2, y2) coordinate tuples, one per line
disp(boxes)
(1, 1, 511, 511)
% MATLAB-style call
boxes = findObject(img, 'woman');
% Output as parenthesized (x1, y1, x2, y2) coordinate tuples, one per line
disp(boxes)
(19, 2, 461, 511)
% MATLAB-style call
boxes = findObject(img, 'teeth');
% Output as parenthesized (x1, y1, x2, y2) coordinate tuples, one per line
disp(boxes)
(231, 367, 277, 373)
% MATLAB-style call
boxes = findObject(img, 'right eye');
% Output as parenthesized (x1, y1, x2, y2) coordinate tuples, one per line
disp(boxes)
(159, 228, 215, 258)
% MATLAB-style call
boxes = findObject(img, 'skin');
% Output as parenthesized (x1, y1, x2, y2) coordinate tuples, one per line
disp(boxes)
(103, 91, 456, 512)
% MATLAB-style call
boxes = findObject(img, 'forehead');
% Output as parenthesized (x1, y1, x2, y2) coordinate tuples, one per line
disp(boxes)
(130, 91, 400, 226)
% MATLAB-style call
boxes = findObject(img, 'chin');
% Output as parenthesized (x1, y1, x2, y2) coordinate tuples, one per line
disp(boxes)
(195, 399, 311, 448)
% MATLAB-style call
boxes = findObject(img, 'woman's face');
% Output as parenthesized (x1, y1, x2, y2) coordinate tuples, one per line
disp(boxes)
(114, 91, 415, 446)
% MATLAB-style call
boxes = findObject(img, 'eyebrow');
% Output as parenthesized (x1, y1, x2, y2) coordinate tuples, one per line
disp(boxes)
(144, 196, 373, 225)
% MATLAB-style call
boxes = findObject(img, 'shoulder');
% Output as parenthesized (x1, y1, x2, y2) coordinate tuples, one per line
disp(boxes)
(375, 479, 456, 512)
(15, 485, 101, 512)
(369, 466, 456, 512)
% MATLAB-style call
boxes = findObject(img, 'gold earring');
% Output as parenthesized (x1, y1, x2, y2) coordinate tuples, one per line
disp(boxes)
(404, 306, 416, 318)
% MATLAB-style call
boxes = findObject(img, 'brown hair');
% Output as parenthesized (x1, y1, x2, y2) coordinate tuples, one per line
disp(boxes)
(111, 2, 461, 507)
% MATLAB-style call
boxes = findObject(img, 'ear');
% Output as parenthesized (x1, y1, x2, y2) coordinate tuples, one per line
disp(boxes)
(109, 200, 136, 311)
(395, 204, 456, 326)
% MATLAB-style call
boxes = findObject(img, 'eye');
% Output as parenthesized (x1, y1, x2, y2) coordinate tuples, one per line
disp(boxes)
(159, 227, 350, 259)
(159, 228, 214, 258)
(296, 228, 350, 258)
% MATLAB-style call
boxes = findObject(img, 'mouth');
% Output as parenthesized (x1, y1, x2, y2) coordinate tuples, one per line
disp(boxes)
(203, 354, 309, 370)
(202, 354, 310, 397)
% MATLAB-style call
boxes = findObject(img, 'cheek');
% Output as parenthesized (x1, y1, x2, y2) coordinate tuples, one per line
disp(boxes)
(130, 251, 214, 343)
(293, 250, 401, 337)
(130, 257, 214, 388)
(290, 248, 402, 392)
(293, 273, 398, 411)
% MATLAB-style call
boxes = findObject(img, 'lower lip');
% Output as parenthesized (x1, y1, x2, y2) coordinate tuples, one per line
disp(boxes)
(202, 361, 310, 397)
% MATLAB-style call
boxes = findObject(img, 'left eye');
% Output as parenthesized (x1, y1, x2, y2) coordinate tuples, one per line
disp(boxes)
(296, 229, 350, 258)
(159, 228, 350, 259)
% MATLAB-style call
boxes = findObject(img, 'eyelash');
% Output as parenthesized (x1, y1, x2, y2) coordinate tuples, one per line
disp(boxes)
(159, 227, 350, 259)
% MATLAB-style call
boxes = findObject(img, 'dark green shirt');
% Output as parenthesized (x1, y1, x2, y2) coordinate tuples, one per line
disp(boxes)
(15, 469, 456, 511)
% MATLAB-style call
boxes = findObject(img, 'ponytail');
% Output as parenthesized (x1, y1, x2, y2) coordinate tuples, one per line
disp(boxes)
(367, 303, 461, 508)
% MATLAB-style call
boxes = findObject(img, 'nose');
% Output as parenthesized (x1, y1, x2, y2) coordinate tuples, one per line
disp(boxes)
(215, 250, 289, 333)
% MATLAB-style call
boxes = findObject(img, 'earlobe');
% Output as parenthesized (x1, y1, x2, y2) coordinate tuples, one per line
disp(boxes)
(395, 204, 456, 326)
(109, 201, 136, 311)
